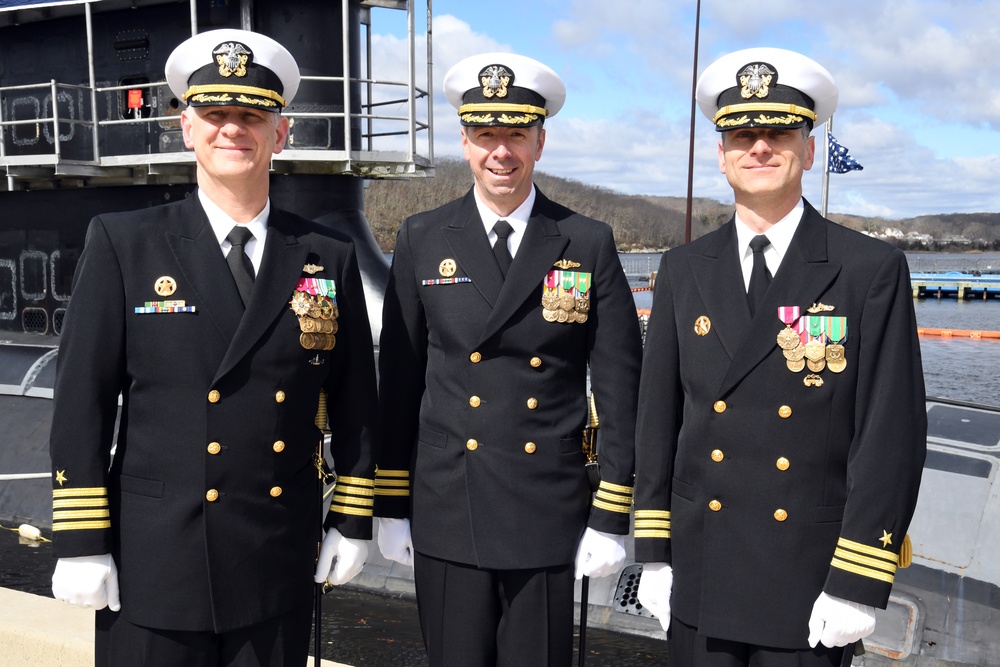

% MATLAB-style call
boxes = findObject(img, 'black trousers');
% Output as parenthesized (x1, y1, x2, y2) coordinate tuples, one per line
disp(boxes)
(94, 600, 312, 667)
(413, 550, 575, 667)
(669, 617, 855, 667)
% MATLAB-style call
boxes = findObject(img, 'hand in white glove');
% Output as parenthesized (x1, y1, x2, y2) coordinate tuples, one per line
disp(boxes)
(377, 517, 413, 568)
(574, 527, 626, 579)
(52, 553, 121, 612)
(807, 592, 876, 648)
(636, 562, 672, 632)
(313, 527, 369, 586)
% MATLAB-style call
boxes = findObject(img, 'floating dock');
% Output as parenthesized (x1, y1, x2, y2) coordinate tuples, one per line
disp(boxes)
(911, 272, 1000, 300)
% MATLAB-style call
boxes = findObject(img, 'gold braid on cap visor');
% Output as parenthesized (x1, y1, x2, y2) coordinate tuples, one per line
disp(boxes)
(458, 102, 549, 117)
(183, 84, 287, 108)
(713, 102, 817, 124)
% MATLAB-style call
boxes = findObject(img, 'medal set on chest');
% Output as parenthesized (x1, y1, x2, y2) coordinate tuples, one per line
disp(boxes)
(541, 259, 591, 324)
(776, 303, 847, 387)
(288, 269, 339, 351)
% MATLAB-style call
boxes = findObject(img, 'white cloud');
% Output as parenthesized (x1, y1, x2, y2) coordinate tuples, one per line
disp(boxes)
(365, 2, 1000, 218)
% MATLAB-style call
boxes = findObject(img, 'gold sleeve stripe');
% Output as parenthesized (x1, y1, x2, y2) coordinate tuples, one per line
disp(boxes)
(837, 537, 899, 562)
(596, 489, 633, 505)
(634, 519, 670, 530)
(331, 494, 374, 507)
(330, 504, 374, 517)
(336, 476, 374, 487)
(635, 509, 671, 519)
(53, 498, 109, 509)
(592, 498, 632, 514)
(53, 487, 107, 498)
(52, 510, 110, 521)
(833, 548, 897, 574)
(830, 557, 895, 584)
(374, 488, 410, 497)
(374, 478, 410, 487)
(375, 469, 410, 478)
(635, 529, 671, 539)
(52, 520, 112, 531)
(336, 484, 375, 498)
(598, 481, 633, 495)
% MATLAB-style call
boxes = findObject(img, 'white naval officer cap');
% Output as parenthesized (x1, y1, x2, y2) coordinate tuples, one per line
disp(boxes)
(444, 52, 566, 127)
(696, 47, 838, 132)
(165, 28, 300, 112)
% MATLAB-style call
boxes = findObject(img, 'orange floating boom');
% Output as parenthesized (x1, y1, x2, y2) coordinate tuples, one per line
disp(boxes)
(917, 328, 1000, 340)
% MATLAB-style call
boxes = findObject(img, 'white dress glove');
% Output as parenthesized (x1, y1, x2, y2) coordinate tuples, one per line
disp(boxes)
(573, 527, 627, 579)
(807, 592, 876, 648)
(313, 527, 369, 586)
(637, 562, 672, 632)
(377, 517, 414, 568)
(52, 553, 121, 612)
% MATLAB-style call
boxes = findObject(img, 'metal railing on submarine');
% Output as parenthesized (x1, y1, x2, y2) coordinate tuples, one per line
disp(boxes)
(0, 0, 434, 190)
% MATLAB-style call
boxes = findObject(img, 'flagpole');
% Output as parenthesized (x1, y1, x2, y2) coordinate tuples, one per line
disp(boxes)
(683, 0, 701, 244)
(821, 116, 832, 217)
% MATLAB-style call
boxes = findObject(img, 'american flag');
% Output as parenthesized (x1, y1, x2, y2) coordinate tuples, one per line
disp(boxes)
(827, 133, 863, 173)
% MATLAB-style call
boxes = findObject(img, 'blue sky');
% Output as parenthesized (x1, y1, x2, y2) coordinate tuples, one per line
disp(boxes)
(372, 0, 1000, 220)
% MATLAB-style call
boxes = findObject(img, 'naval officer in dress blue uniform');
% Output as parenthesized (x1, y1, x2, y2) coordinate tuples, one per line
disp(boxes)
(373, 52, 643, 666)
(49, 29, 378, 666)
(634, 47, 927, 667)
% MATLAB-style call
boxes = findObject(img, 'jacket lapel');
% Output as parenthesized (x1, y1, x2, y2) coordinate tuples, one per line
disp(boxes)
(443, 191, 505, 307)
(214, 208, 309, 382)
(689, 219, 750, 360)
(478, 193, 568, 345)
(717, 202, 842, 397)
(166, 195, 244, 343)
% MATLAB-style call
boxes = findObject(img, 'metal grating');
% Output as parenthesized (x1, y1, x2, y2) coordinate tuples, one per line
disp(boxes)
(613, 563, 656, 618)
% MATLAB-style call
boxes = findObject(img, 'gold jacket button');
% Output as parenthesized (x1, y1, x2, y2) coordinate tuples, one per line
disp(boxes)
(709, 499, 722, 512)
(530, 356, 542, 368)
(466, 439, 479, 451)
(778, 405, 792, 419)
(208, 390, 220, 403)
(711, 449, 724, 462)
(527, 397, 538, 410)
(470, 351, 482, 363)
(469, 396, 481, 408)
(207, 442, 221, 455)
(713, 400, 727, 413)
(273, 440, 285, 453)
(524, 442, 536, 454)
(774, 509, 788, 522)
(270, 486, 282, 498)
(275, 390, 286, 403)
(776, 457, 790, 471)
(206, 489, 219, 502)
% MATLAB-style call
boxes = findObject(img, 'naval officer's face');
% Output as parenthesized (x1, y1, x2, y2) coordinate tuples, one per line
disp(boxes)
(181, 105, 289, 187)
(462, 124, 545, 216)
(718, 127, 815, 203)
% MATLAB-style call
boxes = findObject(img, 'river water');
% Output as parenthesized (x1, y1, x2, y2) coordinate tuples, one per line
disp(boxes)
(622, 252, 1000, 406)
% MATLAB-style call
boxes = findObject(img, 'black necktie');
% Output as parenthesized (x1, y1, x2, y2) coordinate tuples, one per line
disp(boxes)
(747, 234, 772, 317)
(226, 226, 255, 307)
(492, 220, 514, 278)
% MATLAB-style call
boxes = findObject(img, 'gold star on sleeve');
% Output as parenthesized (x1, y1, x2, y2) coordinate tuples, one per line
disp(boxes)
(879, 530, 893, 548)
(55, 470, 67, 487)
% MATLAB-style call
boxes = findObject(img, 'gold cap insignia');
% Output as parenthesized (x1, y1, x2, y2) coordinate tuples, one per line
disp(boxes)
(303, 263, 324, 275)
(154, 276, 177, 297)
(214, 42, 251, 78)
(694, 315, 711, 336)
(553, 259, 581, 269)
(807, 303, 835, 313)
(479, 65, 511, 99)
(739, 63, 774, 100)
(439, 258, 457, 277)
